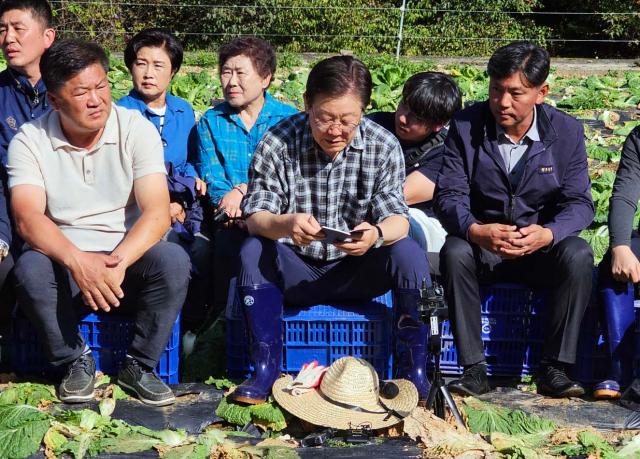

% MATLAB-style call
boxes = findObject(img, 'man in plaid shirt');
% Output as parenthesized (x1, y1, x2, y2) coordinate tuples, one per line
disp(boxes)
(230, 56, 431, 406)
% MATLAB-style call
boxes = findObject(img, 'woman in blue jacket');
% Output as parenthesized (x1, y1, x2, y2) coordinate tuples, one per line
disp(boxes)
(118, 29, 209, 330)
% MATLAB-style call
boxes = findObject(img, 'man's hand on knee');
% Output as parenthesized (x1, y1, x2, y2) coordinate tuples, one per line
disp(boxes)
(68, 252, 124, 311)
(468, 223, 522, 256)
(611, 245, 640, 283)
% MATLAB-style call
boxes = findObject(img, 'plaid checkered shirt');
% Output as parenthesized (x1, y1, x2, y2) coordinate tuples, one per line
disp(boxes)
(242, 112, 408, 261)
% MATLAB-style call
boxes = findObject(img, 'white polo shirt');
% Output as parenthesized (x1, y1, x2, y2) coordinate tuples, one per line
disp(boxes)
(7, 104, 166, 252)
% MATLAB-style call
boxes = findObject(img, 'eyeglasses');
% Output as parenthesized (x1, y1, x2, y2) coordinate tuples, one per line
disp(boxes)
(309, 107, 362, 134)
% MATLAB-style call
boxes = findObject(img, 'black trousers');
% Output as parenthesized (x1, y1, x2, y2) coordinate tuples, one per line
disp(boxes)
(13, 241, 190, 368)
(0, 253, 14, 310)
(441, 235, 593, 367)
(0, 254, 15, 350)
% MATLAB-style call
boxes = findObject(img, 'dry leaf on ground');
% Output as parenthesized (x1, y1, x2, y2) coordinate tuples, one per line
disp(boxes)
(403, 406, 494, 459)
(256, 437, 298, 448)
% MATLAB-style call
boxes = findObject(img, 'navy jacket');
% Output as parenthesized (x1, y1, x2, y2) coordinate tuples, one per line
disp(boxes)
(0, 168, 10, 246)
(0, 69, 50, 246)
(434, 102, 594, 246)
(165, 162, 203, 243)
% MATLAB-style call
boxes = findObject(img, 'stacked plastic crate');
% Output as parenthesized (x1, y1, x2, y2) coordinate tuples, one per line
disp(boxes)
(225, 279, 394, 380)
(434, 283, 608, 384)
(12, 312, 180, 384)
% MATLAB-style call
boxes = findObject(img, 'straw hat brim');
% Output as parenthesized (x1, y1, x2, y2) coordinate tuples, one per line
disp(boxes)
(272, 374, 419, 430)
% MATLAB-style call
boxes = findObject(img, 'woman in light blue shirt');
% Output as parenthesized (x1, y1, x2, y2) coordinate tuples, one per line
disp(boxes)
(195, 37, 297, 218)
(195, 37, 297, 314)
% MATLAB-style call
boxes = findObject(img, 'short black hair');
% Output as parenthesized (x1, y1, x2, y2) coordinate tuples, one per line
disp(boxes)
(401, 72, 462, 126)
(487, 41, 550, 87)
(305, 55, 372, 109)
(40, 38, 108, 93)
(218, 37, 276, 81)
(124, 28, 183, 74)
(0, 0, 53, 29)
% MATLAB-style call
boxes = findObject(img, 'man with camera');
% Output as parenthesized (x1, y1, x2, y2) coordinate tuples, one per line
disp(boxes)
(435, 41, 594, 398)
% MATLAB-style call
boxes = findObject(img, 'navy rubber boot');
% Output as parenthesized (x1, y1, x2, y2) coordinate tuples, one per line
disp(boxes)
(394, 289, 431, 400)
(231, 283, 283, 405)
(594, 283, 636, 399)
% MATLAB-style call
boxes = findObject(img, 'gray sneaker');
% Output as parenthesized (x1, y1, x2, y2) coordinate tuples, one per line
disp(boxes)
(117, 357, 175, 406)
(59, 353, 96, 403)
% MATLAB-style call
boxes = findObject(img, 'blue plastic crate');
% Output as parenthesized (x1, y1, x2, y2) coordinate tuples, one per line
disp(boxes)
(225, 279, 394, 380)
(12, 311, 180, 384)
(432, 283, 607, 383)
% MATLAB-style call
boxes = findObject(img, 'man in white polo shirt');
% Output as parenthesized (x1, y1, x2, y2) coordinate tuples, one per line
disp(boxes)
(8, 38, 190, 406)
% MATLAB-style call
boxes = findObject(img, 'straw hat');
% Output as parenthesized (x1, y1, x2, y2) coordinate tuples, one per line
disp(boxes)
(272, 356, 419, 430)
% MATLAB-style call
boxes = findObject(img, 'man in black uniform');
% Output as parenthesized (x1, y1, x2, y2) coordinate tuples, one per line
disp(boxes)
(368, 72, 461, 260)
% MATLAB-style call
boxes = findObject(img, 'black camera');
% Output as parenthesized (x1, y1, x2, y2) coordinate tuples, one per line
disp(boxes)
(417, 280, 448, 318)
(212, 206, 231, 224)
(212, 206, 244, 225)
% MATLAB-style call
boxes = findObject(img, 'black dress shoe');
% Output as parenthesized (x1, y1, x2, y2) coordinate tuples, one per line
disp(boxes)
(59, 353, 96, 403)
(118, 357, 175, 406)
(447, 363, 491, 396)
(537, 362, 585, 398)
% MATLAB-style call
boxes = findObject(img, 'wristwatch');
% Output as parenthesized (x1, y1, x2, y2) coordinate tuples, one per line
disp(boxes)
(0, 240, 8, 260)
(373, 225, 384, 249)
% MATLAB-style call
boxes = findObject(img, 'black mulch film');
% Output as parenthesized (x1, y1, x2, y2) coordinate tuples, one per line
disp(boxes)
(478, 387, 640, 430)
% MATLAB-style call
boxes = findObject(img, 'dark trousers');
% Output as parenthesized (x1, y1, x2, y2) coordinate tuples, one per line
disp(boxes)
(212, 227, 248, 314)
(238, 236, 430, 306)
(13, 241, 190, 368)
(441, 235, 593, 367)
(0, 254, 14, 353)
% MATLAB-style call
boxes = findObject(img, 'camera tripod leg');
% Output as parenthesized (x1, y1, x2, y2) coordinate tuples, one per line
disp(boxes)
(426, 379, 465, 429)
(439, 384, 465, 428)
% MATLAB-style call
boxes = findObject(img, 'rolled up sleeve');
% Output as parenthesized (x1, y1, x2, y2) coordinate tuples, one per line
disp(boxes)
(370, 142, 409, 223)
(241, 134, 286, 217)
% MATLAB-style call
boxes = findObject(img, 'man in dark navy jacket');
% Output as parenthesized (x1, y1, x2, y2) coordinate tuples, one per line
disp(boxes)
(0, 0, 54, 305)
(435, 41, 594, 398)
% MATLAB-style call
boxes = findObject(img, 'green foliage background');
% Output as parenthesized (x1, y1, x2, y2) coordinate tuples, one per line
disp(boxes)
(50, 1, 640, 57)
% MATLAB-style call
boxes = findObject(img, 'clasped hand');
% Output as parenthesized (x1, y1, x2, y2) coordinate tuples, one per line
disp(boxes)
(69, 252, 126, 312)
(469, 223, 553, 258)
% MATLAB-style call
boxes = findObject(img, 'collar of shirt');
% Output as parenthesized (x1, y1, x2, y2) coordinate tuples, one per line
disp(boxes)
(213, 92, 283, 126)
(8, 68, 46, 102)
(126, 89, 184, 118)
(496, 105, 540, 146)
(49, 104, 119, 152)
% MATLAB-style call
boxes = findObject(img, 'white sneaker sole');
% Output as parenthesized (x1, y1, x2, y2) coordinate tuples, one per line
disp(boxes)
(58, 391, 95, 403)
(118, 380, 176, 406)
